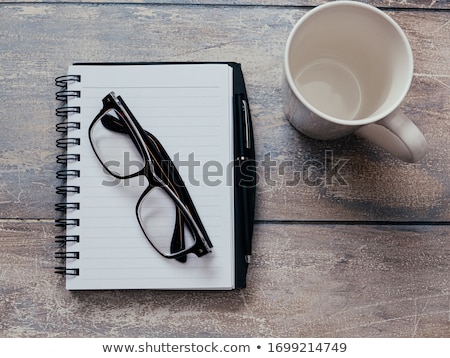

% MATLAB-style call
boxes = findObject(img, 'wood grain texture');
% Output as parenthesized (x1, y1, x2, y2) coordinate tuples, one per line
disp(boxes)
(0, 3, 448, 221)
(0, 222, 448, 337)
(0, 1, 448, 339)
(2, 0, 449, 10)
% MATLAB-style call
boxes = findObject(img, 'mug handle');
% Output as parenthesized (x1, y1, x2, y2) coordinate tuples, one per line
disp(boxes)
(354, 110, 428, 163)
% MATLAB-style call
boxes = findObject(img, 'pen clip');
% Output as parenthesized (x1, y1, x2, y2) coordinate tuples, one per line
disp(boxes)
(242, 99, 251, 150)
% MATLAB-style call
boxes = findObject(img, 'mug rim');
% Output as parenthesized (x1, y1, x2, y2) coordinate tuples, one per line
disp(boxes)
(284, 1, 414, 126)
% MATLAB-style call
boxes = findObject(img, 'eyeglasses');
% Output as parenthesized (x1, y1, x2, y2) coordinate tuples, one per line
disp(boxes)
(88, 92, 213, 262)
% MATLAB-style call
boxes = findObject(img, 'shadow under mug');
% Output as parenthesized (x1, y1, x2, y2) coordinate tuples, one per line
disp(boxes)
(283, 1, 428, 163)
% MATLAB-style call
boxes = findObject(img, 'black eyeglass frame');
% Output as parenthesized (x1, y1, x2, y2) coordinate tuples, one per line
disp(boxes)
(88, 92, 213, 260)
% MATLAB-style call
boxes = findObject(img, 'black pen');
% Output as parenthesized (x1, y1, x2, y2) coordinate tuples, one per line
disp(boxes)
(236, 94, 252, 263)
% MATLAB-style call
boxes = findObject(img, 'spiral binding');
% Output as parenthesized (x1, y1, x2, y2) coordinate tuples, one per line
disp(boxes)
(55, 74, 81, 276)
(55, 218, 80, 228)
(55, 202, 80, 211)
(56, 106, 80, 117)
(55, 235, 80, 244)
(56, 122, 80, 133)
(56, 186, 80, 194)
(56, 89, 80, 101)
(55, 267, 80, 276)
(56, 154, 80, 164)
(56, 169, 80, 179)
(55, 75, 81, 87)
(55, 251, 80, 259)
(56, 138, 81, 148)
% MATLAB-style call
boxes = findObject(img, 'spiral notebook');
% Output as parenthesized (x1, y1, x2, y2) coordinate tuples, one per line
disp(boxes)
(55, 63, 255, 290)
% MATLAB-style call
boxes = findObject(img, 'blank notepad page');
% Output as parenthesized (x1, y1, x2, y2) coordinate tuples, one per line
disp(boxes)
(64, 64, 235, 290)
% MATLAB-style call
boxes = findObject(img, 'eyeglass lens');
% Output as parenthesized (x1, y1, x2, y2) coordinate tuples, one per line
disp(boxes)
(138, 187, 197, 256)
(90, 108, 145, 178)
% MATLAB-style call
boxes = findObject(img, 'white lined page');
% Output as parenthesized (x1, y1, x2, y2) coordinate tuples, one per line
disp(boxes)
(64, 64, 234, 290)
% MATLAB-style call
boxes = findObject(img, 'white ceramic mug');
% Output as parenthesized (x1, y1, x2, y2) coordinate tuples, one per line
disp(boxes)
(283, 1, 428, 162)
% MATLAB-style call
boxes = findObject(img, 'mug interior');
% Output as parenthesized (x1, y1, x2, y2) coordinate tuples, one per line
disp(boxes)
(286, 2, 413, 123)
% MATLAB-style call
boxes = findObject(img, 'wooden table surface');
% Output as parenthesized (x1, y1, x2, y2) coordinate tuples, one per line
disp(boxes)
(0, 0, 449, 338)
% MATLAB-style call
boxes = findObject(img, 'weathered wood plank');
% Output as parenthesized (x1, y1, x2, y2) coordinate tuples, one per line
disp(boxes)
(2, 0, 449, 10)
(253, 223, 450, 337)
(0, 0, 448, 342)
(0, 4, 448, 221)
(1, 222, 448, 337)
